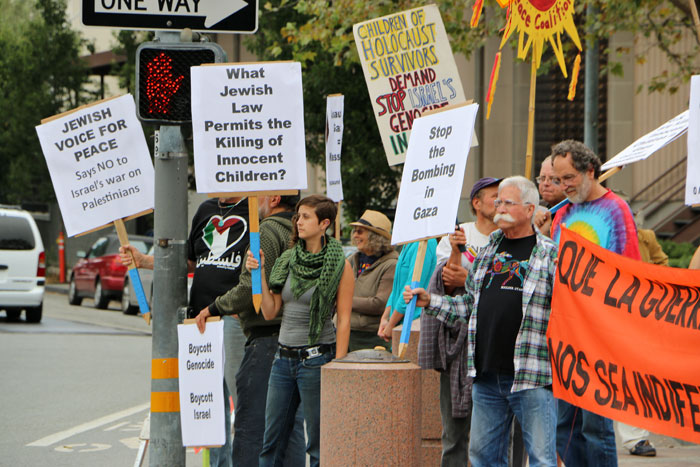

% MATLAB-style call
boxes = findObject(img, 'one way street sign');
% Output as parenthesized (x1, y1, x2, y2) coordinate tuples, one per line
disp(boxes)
(82, 0, 258, 34)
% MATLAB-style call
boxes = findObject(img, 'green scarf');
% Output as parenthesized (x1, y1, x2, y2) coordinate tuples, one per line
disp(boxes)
(269, 235, 346, 344)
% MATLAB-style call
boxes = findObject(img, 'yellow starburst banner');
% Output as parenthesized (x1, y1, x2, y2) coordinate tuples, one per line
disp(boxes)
(500, 0, 582, 75)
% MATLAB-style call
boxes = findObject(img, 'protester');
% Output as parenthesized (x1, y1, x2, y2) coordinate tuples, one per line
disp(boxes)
(246, 194, 353, 467)
(534, 156, 566, 235)
(347, 210, 398, 351)
(193, 194, 305, 466)
(551, 139, 641, 467)
(379, 238, 437, 342)
(420, 177, 500, 466)
(120, 196, 250, 467)
(691, 245, 700, 269)
(405, 176, 559, 467)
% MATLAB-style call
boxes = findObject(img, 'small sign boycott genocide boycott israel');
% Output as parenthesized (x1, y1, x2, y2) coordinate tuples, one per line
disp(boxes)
(178, 320, 226, 447)
(391, 103, 479, 245)
(191, 62, 307, 194)
(353, 4, 467, 166)
(35, 95, 155, 237)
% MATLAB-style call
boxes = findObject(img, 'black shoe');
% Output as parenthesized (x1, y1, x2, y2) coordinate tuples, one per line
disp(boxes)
(630, 440, 656, 457)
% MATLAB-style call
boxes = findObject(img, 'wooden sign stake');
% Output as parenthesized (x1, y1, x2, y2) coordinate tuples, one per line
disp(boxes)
(114, 218, 151, 325)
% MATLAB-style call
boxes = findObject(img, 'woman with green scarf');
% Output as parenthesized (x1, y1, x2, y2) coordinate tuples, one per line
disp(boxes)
(247, 194, 353, 467)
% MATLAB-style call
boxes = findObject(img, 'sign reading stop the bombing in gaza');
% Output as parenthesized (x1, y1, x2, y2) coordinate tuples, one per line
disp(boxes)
(190, 62, 307, 194)
(35, 95, 154, 237)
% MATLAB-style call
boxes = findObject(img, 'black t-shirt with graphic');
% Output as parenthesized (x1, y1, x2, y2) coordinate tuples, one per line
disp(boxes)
(187, 198, 249, 312)
(475, 234, 536, 376)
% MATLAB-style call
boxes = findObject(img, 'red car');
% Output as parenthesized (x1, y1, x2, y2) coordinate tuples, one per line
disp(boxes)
(68, 234, 153, 309)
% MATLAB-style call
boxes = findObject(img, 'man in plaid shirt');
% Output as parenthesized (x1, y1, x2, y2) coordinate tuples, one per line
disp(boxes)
(405, 176, 558, 467)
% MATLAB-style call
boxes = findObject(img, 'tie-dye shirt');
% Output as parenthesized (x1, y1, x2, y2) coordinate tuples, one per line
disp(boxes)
(551, 189, 641, 260)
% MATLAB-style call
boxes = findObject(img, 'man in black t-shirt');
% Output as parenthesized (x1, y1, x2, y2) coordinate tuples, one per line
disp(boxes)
(121, 196, 249, 467)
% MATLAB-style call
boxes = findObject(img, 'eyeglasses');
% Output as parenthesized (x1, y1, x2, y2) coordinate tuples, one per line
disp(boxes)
(536, 176, 555, 184)
(550, 173, 580, 186)
(494, 199, 531, 208)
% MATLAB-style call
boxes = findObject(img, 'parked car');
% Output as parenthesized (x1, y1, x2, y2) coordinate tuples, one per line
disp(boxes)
(121, 246, 193, 315)
(0, 205, 45, 323)
(68, 233, 152, 309)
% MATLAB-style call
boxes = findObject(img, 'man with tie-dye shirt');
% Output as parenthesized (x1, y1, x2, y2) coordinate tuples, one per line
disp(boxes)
(550, 140, 641, 467)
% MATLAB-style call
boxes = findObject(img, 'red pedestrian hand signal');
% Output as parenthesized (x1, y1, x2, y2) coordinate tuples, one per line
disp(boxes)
(145, 52, 185, 116)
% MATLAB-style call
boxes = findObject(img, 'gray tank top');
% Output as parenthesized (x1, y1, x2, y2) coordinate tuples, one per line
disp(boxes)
(278, 277, 336, 347)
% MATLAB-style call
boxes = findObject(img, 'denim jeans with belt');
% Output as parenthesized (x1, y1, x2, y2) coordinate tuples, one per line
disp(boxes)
(259, 347, 335, 467)
(557, 400, 618, 467)
(233, 335, 306, 467)
(469, 372, 557, 467)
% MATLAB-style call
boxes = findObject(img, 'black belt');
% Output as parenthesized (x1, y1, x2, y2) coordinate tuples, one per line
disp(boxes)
(278, 343, 333, 360)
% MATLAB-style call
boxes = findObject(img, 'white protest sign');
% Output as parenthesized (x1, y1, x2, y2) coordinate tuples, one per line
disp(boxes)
(177, 320, 226, 447)
(325, 95, 344, 202)
(35, 95, 154, 237)
(353, 4, 468, 166)
(191, 62, 307, 194)
(601, 110, 689, 171)
(686, 75, 700, 206)
(391, 103, 479, 245)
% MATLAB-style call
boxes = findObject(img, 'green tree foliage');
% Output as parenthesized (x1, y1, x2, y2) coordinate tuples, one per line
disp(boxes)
(659, 238, 698, 268)
(0, 0, 92, 204)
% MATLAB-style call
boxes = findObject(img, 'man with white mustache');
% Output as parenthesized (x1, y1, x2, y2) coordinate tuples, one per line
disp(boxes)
(550, 140, 641, 466)
(405, 176, 559, 466)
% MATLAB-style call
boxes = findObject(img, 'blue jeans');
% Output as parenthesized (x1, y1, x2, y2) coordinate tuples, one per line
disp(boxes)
(260, 348, 335, 467)
(209, 382, 233, 467)
(556, 400, 618, 467)
(233, 335, 306, 467)
(469, 373, 557, 467)
(210, 316, 247, 467)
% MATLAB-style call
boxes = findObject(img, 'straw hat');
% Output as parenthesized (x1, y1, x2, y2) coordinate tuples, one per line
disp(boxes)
(349, 210, 392, 239)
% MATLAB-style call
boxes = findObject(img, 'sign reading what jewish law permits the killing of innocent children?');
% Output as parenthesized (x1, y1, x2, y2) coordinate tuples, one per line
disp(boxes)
(191, 62, 307, 194)
(353, 4, 467, 166)
(178, 320, 226, 447)
(35, 95, 154, 237)
(686, 75, 700, 206)
(391, 103, 479, 245)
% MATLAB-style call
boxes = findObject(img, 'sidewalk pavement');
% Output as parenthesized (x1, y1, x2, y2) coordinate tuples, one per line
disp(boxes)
(617, 434, 700, 466)
(46, 281, 699, 464)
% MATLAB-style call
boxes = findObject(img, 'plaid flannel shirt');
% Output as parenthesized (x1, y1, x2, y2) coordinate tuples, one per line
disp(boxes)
(425, 229, 558, 393)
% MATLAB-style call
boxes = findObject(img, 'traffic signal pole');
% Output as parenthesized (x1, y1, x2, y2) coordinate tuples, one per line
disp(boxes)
(149, 30, 188, 467)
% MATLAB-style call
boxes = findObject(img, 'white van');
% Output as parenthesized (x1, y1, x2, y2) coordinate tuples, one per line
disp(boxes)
(0, 205, 45, 322)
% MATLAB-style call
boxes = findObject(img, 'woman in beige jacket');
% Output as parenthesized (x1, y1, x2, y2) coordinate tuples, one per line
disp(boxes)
(347, 210, 398, 351)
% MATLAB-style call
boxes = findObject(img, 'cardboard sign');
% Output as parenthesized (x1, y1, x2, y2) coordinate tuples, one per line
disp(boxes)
(191, 62, 307, 194)
(177, 320, 226, 447)
(325, 95, 344, 202)
(35, 95, 154, 237)
(548, 228, 700, 444)
(353, 4, 467, 166)
(601, 110, 689, 171)
(686, 75, 700, 206)
(391, 103, 478, 245)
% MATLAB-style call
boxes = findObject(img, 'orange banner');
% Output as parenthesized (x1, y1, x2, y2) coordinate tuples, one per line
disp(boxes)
(548, 228, 700, 444)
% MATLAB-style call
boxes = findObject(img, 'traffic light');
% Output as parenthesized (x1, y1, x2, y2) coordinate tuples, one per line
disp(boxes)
(135, 42, 225, 125)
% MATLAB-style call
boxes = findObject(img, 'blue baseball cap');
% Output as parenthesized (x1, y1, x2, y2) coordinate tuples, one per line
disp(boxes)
(470, 177, 501, 200)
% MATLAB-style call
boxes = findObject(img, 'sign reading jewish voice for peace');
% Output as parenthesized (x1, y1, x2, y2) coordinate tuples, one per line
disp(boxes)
(353, 4, 467, 166)
(391, 103, 479, 245)
(191, 62, 307, 194)
(35, 95, 155, 237)
(686, 75, 700, 206)
(601, 110, 689, 171)
(549, 228, 700, 444)
(178, 320, 226, 447)
(325, 95, 344, 202)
